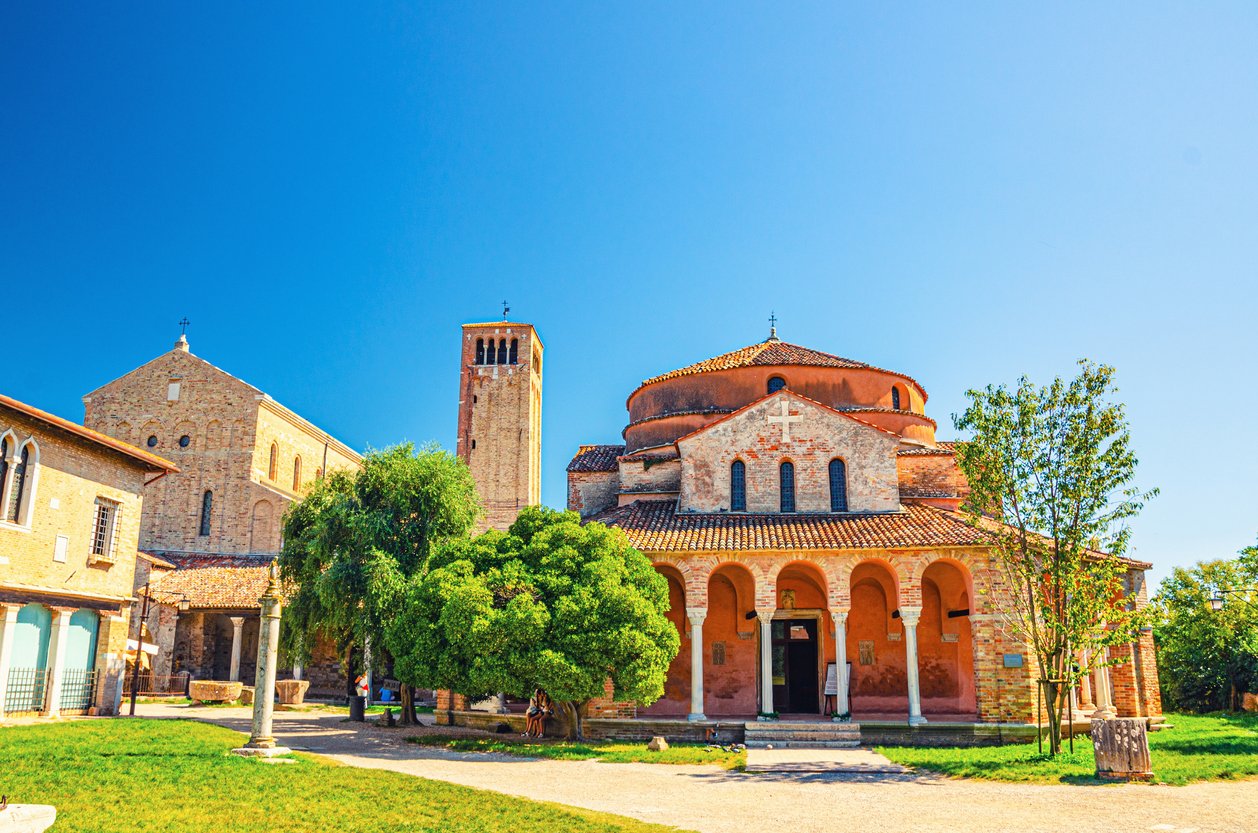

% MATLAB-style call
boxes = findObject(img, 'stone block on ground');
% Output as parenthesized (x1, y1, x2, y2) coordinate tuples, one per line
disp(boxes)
(275, 679, 310, 705)
(1091, 717, 1153, 781)
(647, 736, 669, 751)
(188, 680, 243, 704)
(239, 686, 255, 705)
(1242, 692, 1258, 712)
(0, 804, 57, 833)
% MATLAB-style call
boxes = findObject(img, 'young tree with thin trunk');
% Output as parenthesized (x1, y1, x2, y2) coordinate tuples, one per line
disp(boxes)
(954, 360, 1155, 754)
(279, 443, 480, 725)
(387, 506, 679, 740)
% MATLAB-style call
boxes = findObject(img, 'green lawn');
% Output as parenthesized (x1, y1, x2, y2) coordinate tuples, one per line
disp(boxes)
(0, 720, 689, 833)
(408, 733, 746, 770)
(877, 712, 1258, 785)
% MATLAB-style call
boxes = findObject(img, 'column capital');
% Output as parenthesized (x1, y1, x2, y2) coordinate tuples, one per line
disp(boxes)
(899, 606, 923, 626)
(755, 609, 774, 626)
(229, 616, 246, 628)
(685, 607, 707, 625)
(831, 609, 850, 625)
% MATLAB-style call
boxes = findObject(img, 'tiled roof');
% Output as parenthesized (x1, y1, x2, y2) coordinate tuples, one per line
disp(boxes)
(898, 488, 960, 499)
(898, 441, 959, 456)
(567, 444, 625, 473)
(638, 340, 927, 399)
(138, 551, 177, 570)
(149, 552, 276, 609)
(590, 500, 990, 552)
(0, 394, 178, 474)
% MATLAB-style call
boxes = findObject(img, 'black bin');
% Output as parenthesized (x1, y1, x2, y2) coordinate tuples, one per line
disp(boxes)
(349, 694, 366, 722)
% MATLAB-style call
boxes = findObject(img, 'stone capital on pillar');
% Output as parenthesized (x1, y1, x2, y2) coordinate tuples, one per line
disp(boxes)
(685, 607, 707, 626)
(899, 605, 926, 726)
(755, 609, 774, 626)
(686, 608, 707, 721)
(898, 606, 922, 626)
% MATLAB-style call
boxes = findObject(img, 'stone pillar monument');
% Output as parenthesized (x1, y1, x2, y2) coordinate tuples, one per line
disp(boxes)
(231, 563, 290, 758)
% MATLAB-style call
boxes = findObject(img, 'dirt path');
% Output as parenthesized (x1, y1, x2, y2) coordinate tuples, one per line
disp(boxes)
(142, 703, 1250, 833)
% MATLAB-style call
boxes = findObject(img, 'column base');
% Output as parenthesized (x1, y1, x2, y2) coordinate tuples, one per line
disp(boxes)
(908, 714, 928, 726)
(687, 712, 707, 722)
(230, 745, 293, 758)
(1091, 708, 1117, 720)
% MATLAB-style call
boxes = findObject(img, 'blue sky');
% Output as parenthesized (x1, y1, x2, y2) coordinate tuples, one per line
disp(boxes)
(4, 4, 1255, 585)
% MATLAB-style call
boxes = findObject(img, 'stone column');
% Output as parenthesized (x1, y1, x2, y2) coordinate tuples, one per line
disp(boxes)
(232, 564, 290, 757)
(757, 610, 775, 716)
(228, 616, 245, 682)
(686, 608, 707, 720)
(1078, 649, 1096, 714)
(291, 663, 303, 681)
(832, 610, 850, 717)
(42, 607, 74, 718)
(0, 603, 19, 713)
(1093, 648, 1117, 719)
(900, 606, 927, 726)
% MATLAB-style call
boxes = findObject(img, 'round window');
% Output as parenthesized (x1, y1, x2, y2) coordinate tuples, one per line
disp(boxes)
(179, 435, 191, 448)
(146, 435, 158, 448)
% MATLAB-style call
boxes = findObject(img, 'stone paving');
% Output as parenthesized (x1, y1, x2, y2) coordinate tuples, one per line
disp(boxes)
(140, 703, 1252, 833)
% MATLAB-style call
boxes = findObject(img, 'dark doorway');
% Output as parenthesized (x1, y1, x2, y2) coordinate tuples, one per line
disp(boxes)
(771, 618, 819, 714)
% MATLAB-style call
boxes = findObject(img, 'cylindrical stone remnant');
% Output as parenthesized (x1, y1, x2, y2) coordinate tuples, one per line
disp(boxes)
(1091, 717, 1153, 781)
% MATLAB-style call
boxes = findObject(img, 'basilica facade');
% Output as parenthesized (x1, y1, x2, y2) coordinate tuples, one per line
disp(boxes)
(564, 331, 1162, 728)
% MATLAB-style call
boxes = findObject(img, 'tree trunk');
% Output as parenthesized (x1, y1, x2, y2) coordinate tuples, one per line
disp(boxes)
(1092, 718, 1153, 781)
(1045, 680, 1063, 755)
(561, 700, 587, 741)
(398, 685, 418, 726)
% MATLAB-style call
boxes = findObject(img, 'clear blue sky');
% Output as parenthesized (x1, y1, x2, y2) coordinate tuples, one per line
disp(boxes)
(4, 4, 1255, 586)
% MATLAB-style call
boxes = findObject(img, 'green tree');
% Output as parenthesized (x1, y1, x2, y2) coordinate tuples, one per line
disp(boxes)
(386, 506, 680, 739)
(1154, 544, 1258, 712)
(279, 443, 480, 724)
(953, 360, 1156, 754)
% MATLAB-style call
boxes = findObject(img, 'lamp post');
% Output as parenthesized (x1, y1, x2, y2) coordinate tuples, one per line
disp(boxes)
(1207, 588, 1257, 612)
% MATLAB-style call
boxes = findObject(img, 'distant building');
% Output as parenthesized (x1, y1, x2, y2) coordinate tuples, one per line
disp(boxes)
(82, 334, 360, 697)
(0, 393, 176, 717)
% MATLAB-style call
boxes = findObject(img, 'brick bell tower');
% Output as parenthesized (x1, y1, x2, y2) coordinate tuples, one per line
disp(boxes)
(456, 317, 543, 531)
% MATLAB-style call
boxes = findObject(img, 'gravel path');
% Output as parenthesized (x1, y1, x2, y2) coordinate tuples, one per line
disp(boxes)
(141, 703, 1252, 833)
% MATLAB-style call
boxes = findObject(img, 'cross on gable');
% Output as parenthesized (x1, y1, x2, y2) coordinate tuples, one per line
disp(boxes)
(766, 397, 803, 443)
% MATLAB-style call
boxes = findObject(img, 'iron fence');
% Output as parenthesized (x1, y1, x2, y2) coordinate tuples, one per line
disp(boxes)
(59, 668, 98, 713)
(135, 672, 191, 696)
(4, 667, 50, 716)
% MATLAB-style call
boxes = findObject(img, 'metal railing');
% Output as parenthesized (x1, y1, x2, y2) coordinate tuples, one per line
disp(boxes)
(4, 667, 50, 716)
(59, 668, 98, 713)
(134, 671, 191, 697)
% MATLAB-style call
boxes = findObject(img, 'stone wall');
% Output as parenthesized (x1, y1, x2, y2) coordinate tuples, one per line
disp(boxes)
(567, 470, 619, 518)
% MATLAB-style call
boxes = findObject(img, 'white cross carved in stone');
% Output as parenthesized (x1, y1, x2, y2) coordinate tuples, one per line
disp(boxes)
(767, 398, 803, 443)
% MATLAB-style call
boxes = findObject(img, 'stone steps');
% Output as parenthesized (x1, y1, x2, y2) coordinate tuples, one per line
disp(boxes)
(743, 721, 862, 749)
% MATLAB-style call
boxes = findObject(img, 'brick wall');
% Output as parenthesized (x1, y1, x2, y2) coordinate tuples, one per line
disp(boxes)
(567, 470, 619, 518)
(456, 323, 543, 531)
(677, 391, 901, 513)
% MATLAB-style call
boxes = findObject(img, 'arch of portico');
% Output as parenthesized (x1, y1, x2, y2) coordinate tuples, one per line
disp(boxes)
(646, 550, 980, 723)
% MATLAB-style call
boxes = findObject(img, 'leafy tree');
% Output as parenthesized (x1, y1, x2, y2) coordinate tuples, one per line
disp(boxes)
(386, 506, 680, 739)
(279, 443, 480, 723)
(1154, 544, 1258, 712)
(953, 360, 1156, 754)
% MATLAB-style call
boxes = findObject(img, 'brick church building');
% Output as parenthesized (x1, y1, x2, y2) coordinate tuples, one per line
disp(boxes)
(439, 321, 1161, 740)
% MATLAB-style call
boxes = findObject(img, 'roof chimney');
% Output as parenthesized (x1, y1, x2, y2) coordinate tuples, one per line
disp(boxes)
(174, 334, 190, 352)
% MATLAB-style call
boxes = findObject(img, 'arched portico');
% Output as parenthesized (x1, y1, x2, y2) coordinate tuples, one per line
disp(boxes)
(917, 558, 977, 716)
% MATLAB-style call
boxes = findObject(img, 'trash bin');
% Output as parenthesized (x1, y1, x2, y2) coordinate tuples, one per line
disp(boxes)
(349, 694, 366, 722)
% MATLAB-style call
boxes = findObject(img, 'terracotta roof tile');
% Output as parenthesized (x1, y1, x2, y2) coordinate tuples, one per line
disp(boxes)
(148, 552, 275, 609)
(591, 500, 988, 552)
(637, 340, 927, 399)
(567, 444, 625, 473)
(898, 441, 959, 456)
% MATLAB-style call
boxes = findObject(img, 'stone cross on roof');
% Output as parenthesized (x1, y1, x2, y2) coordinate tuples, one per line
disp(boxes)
(767, 398, 802, 443)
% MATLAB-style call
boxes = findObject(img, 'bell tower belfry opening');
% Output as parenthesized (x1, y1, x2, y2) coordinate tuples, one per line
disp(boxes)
(456, 320, 543, 531)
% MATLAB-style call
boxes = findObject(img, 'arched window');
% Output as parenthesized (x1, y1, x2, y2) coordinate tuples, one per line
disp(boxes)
(891, 386, 902, 410)
(779, 461, 795, 513)
(6, 444, 30, 523)
(292, 456, 302, 490)
(0, 437, 9, 509)
(509, 338, 519, 364)
(268, 443, 278, 481)
(497, 338, 508, 364)
(475, 338, 485, 364)
(829, 459, 848, 512)
(730, 460, 746, 511)
(199, 490, 213, 537)
(767, 376, 786, 394)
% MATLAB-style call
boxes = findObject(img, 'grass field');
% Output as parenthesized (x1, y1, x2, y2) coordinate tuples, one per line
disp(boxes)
(0, 719, 688, 833)
(877, 712, 1258, 785)
(408, 733, 747, 770)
